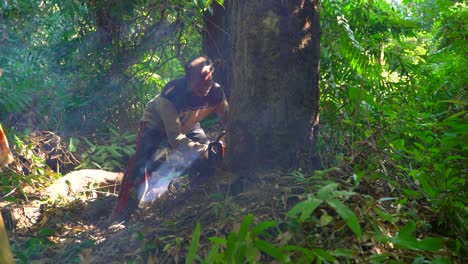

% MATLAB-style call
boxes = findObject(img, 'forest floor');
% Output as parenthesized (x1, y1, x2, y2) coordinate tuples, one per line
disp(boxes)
(2, 130, 465, 263)
(6, 165, 464, 263)
(7, 167, 304, 263)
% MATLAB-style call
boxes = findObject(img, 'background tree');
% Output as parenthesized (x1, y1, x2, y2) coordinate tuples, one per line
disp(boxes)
(0, 0, 206, 133)
(202, 1, 230, 96)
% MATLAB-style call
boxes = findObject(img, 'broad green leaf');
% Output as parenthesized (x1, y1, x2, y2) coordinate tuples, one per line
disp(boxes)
(320, 211, 333, 226)
(186, 223, 201, 264)
(374, 207, 397, 223)
(68, 137, 78, 152)
(391, 233, 442, 251)
(310, 248, 336, 262)
(326, 199, 362, 237)
(288, 198, 322, 222)
(254, 239, 290, 263)
(369, 253, 390, 262)
(413, 142, 426, 151)
(253, 220, 276, 235)
(390, 221, 442, 251)
(238, 214, 253, 241)
(287, 200, 309, 218)
(224, 232, 237, 260)
(446, 110, 468, 119)
(38, 228, 55, 236)
(439, 99, 466, 106)
(347, 86, 361, 102)
(244, 246, 260, 262)
(208, 237, 226, 244)
(283, 245, 315, 260)
(398, 221, 416, 236)
(204, 243, 221, 263)
(332, 248, 354, 257)
(431, 256, 452, 264)
(317, 183, 339, 200)
(418, 176, 437, 198)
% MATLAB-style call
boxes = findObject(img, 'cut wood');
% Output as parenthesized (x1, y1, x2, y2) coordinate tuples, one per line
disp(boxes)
(1, 169, 123, 231)
(45, 169, 123, 200)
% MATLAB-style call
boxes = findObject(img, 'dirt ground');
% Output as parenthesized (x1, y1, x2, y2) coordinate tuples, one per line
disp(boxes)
(6, 167, 306, 263)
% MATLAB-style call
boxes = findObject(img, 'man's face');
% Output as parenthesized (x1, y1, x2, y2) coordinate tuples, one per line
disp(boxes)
(190, 64, 214, 96)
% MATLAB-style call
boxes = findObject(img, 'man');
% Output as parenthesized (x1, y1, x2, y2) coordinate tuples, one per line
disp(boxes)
(115, 56, 228, 214)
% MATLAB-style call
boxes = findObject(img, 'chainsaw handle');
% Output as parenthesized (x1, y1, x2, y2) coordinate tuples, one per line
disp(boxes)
(215, 130, 227, 142)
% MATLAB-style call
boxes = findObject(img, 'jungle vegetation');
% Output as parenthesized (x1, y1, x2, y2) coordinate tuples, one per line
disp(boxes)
(0, 0, 466, 263)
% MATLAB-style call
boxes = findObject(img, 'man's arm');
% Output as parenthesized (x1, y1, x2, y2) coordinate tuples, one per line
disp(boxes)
(157, 97, 208, 155)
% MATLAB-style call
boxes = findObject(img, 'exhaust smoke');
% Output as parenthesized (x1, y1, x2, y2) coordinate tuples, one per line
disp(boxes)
(137, 146, 201, 207)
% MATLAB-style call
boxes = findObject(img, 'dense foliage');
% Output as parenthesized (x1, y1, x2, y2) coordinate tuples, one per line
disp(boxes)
(0, 0, 216, 133)
(320, 0, 467, 239)
(0, 0, 466, 262)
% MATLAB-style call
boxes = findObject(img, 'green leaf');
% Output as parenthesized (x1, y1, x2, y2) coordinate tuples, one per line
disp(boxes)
(431, 256, 452, 264)
(186, 222, 201, 264)
(418, 175, 436, 198)
(136, 231, 144, 241)
(439, 99, 466, 106)
(326, 199, 362, 237)
(446, 110, 467, 119)
(390, 222, 442, 251)
(413, 142, 426, 151)
(317, 183, 338, 200)
(374, 207, 397, 223)
(254, 239, 289, 263)
(244, 246, 260, 262)
(38, 228, 55, 236)
(283, 245, 315, 259)
(287, 198, 322, 222)
(238, 214, 253, 241)
(310, 248, 335, 262)
(253, 220, 276, 235)
(332, 248, 354, 258)
(224, 232, 237, 260)
(204, 243, 221, 263)
(369, 253, 390, 262)
(208, 237, 226, 245)
(320, 211, 333, 226)
(68, 137, 78, 152)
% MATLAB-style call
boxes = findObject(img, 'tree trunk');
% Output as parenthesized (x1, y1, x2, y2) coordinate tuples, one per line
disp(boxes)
(225, 0, 321, 172)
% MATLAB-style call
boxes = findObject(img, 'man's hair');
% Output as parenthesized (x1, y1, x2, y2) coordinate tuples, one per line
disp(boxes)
(184, 56, 213, 78)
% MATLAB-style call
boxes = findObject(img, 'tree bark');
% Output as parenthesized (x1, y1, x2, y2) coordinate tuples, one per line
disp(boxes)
(225, 0, 321, 172)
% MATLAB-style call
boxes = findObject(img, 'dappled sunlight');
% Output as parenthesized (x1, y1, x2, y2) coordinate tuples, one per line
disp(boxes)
(298, 33, 312, 50)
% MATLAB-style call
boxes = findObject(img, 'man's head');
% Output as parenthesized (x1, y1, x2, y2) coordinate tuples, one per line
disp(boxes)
(185, 56, 214, 96)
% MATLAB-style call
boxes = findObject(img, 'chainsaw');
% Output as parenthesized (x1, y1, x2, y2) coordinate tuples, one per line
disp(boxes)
(138, 130, 227, 207)
(208, 130, 227, 165)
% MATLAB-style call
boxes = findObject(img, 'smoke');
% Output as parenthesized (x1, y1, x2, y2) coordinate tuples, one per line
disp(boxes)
(138, 146, 201, 207)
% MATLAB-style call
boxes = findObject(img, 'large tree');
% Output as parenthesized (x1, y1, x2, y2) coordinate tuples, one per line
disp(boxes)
(215, 0, 321, 172)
